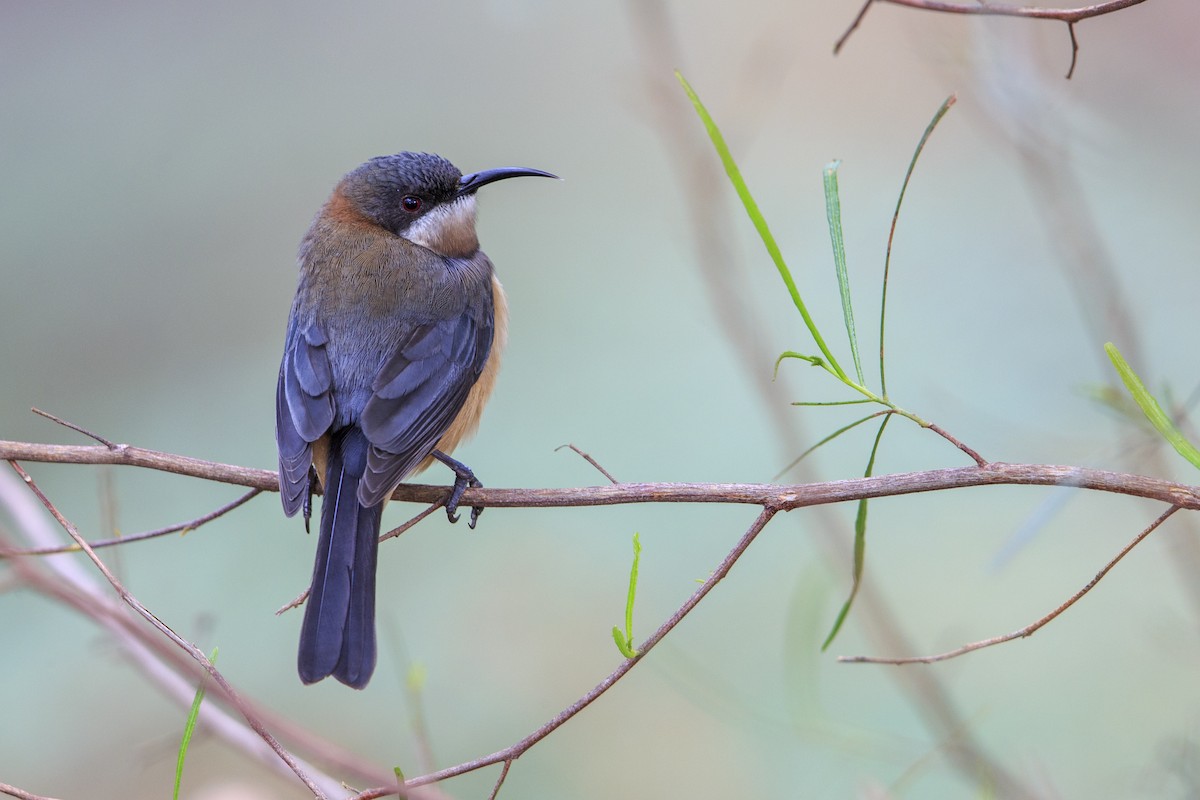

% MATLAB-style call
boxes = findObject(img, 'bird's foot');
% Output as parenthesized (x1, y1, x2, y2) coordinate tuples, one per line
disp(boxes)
(431, 450, 484, 528)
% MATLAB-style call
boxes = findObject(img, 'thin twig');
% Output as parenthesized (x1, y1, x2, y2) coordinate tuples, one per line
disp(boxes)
(487, 760, 512, 800)
(5, 460, 330, 799)
(379, 502, 442, 543)
(841, 505, 1181, 664)
(925, 422, 988, 467)
(31, 407, 116, 448)
(555, 443, 620, 484)
(0, 782, 63, 800)
(2, 488, 262, 557)
(0, 512, 371, 794)
(352, 507, 779, 796)
(834, 0, 875, 54)
(834, 0, 1150, 77)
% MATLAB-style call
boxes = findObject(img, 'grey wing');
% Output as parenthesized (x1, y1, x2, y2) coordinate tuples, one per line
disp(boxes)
(276, 319, 336, 516)
(357, 307, 493, 506)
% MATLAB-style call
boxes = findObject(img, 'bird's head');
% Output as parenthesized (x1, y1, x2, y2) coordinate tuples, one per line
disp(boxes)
(338, 152, 556, 258)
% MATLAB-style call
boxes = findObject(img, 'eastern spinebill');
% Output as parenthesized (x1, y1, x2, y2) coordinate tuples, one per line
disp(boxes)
(276, 152, 556, 688)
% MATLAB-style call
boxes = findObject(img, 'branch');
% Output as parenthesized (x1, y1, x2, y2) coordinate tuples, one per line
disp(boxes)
(834, 0, 1151, 78)
(1, 441, 1197, 521)
(0, 783, 62, 800)
(353, 507, 779, 797)
(5, 461, 333, 799)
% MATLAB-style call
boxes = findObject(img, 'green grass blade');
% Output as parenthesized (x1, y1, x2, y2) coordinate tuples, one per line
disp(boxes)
(823, 161, 864, 385)
(822, 415, 891, 650)
(879, 95, 956, 398)
(677, 70, 845, 380)
(174, 646, 218, 800)
(1105, 343, 1200, 470)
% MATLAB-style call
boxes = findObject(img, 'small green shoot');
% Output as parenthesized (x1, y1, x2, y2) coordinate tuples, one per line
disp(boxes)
(824, 160, 865, 385)
(612, 532, 642, 659)
(1105, 343, 1200, 470)
(174, 646, 217, 800)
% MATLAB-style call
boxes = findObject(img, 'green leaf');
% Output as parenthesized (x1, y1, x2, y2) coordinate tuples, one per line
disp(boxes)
(774, 411, 889, 480)
(676, 70, 845, 380)
(174, 647, 218, 800)
(1105, 343, 1200, 470)
(823, 414, 891, 650)
(790, 399, 876, 407)
(824, 160, 864, 386)
(774, 350, 828, 378)
(612, 626, 637, 659)
(879, 95, 956, 398)
(613, 532, 642, 659)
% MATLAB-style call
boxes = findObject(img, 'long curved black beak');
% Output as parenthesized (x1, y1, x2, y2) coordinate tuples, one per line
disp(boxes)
(457, 166, 559, 197)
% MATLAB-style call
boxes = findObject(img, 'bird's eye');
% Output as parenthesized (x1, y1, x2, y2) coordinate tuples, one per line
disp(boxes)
(401, 195, 422, 213)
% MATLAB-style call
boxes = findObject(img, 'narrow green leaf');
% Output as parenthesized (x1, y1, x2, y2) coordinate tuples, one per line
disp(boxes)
(824, 161, 864, 386)
(174, 647, 218, 800)
(626, 532, 641, 643)
(774, 411, 890, 480)
(612, 532, 642, 659)
(612, 627, 637, 659)
(822, 414, 891, 650)
(879, 95, 956, 398)
(1105, 343, 1200, 470)
(774, 350, 828, 379)
(791, 399, 876, 407)
(676, 70, 845, 379)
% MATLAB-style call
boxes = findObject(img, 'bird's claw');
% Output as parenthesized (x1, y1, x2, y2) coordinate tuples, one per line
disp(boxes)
(433, 450, 485, 528)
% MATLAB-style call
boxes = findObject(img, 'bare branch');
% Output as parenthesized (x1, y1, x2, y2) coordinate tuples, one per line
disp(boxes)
(841, 505, 1181, 664)
(4, 488, 262, 557)
(1, 440, 1198, 521)
(380, 507, 780, 794)
(31, 407, 117, 448)
(555, 442, 620, 484)
(0, 782, 63, 800)
(834, 0, 1151, 77)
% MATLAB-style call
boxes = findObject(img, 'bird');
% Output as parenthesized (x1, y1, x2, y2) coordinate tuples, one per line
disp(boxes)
(275, 151, 556, 688)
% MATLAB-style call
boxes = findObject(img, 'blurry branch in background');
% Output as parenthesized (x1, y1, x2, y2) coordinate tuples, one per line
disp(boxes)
(2, 462, 343, 800)
(0, 782, 61, 800)
(0, 460, 417, 800)
(834, 0, 1151, 78)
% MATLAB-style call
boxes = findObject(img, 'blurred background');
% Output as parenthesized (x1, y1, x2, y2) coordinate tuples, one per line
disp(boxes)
(2, 1, 1199, 798)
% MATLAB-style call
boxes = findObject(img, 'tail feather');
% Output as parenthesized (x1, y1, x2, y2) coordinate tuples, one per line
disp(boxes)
(298, 429, 381, 689)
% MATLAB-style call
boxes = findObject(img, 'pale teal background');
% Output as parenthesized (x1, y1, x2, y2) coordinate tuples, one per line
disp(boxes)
(2, 2, 1199, 798)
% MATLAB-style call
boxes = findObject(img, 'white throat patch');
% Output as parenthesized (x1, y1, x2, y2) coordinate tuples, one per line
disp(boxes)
(402, 195, 479, 258)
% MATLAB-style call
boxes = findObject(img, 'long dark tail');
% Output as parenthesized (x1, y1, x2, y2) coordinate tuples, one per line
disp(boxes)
(298, 427, 381, 688)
